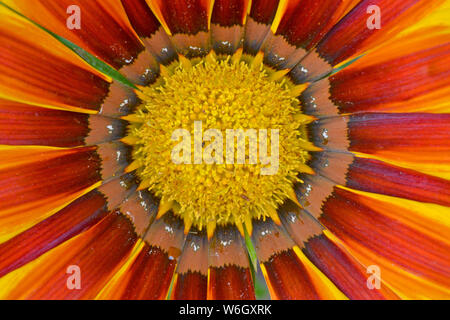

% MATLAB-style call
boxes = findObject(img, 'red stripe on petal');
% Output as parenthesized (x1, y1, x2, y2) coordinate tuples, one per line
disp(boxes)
(11, 214, 136, 300)
(316, 0, 443, 65)
(153, 0, 209, 35)
(0, 190, 107, 277)
(212, 0, 248, 26)
(0, 100, 89, 147)
(262, 249, 319, 300)
(320, 188, 450, 288)
(9, 0, 144, 69)
(173, 272, 207, 300)
(0, 147, 101, 215)
(209, 266, 255, 300)
(348, 113, 450, 159)
(249, 0, 280, 24)
(303, 234, 397, 299)
(276, 0, 348, 50)
(0, 29, 109, 111)
(121, 0, 160, 37)
(330, 42, 450, 113)
(121, 244, 176, 300)
(346, 157, 450, 207)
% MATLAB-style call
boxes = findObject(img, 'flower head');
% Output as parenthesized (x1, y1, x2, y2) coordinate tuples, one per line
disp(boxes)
(0, 0, 449, 300)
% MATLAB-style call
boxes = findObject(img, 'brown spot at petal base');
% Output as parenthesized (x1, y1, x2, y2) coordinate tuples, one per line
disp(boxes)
(211, 24, 244, 55)
(144, 212, 186, 257)
(309, 116, 350, 151)
(278, 201, 323, 248)
(208, 225, 249, 269)
(294, 175, 335, 219)
(119, 190, 158, 236)
(243, 17, 271, 55)
(99, 81, 138, 117)
(251, 219, 295, 263)
(290, 49, 332, 83)
(310, 151, 355, 185)
(84, 115, 127, 146)
(262, 32, 307, 70)
(300, 78, 340, 118)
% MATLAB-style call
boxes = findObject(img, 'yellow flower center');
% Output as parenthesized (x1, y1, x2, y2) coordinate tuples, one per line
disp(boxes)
(124, 52, 317, 236)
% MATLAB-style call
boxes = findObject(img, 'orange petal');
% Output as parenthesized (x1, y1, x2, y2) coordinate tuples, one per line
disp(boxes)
(172, 231, 208, 300)
(120, 0, 177, 64)
(149, 0, 212, 57)
(329, 35, 450, 114)
(0, 189, 108, 277)
(319, 187, 450, 298)
(348, 113, 450, 177)
(0, 213, 137, 299)
(4, 0, 144, 70)
(263, 0, 359, 69)
(252, 219, 345, 299)
(120, 244, 177, 300)
(345, 157, 450, 207)
(0, 8, 111, 113)
(0, 147, 102, 242)
(293, 0, 446, 82)
(0, 99, 126, 147)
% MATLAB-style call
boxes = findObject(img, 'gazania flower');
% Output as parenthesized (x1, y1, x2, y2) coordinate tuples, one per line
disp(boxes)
(0, 0, 449, 300)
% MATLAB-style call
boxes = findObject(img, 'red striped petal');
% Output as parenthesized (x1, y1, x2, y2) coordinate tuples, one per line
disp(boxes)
(0, 100, 89, 147)
(208, 226, 255, 300)
(3, 213, 137, 299)
(211, 0, 250, 54)
(277, 0, 357, 50)
(29, 213, 137, 299)
(120, 244, 176, 300)
(0, 19, 109, 111)
(7, 0, 144, 70)
(172, 231, 208, 300)
(212, 0, 248, 26)
(262, 249, 320, 300)
(209, 266, 255, 300)
(349, 113, 450, 162)
(150, 0, 211, 57)
(152, 0, 209, 35)
(173, 272, 207, 300)
(278, 202, 396, 299)
(0, 147, 101, 232)
(249, 0, 280, 24)
(346, 157, 450, 207)
(244, 0, 281, 54)
(303, 234, 398, 299)
(0, 189, 108, 277)
(292, 0, 445, 82)
(121, 0, 161, 38)
(316, 0, 444, 66)
(115, 213, 186, 299)
(120, 0, 176, 64)
(264, 0, 359, 69)
(0, 100, 126, 147)
(252, 219, 329, 300)
(330, 39, 450, 113)
(320, 188, 450, 290)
